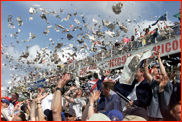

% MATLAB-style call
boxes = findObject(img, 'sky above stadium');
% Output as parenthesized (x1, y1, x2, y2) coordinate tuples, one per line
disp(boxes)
(1, 1, 181, 95)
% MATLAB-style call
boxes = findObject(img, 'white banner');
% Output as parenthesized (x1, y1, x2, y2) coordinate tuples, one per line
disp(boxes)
(119, 50, 153, 85)
(78, 36, 181, 77)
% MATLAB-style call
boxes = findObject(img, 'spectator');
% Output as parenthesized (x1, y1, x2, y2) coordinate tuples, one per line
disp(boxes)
(11, 102, 27, 121)
(81, 90, 102, 121)
(51, 73, 71, 121)
(150, 28, 159, 43)
(64, 88, 86, 120)
(12, 111, 26, 121)
(158, 75, 181, 121)
(64, 108, 77, 121)
(123, 37, 130, 44)
(168, 68, 181, 110)
(1, 99, 12, 121)
(144, 28, 150, 45)
(101, 81, 123, 112)
(114, 67, 152, 119)
(134, 28, 140, 40)
(128, 36, 134, 51)
(113, 40, 121, 54)
(1, 92, 19, 106)
(133, 28, 141, 49)
(144, 50, 173, 121)
(97, 70, 110, 111)
(149, 65, 159, 80)
(21, 100, 32, 120)
(114, 40, 120, 48)
(171, 22, 181, 36)
(157, 21, 172, 40)
(140, 32, 146, 47)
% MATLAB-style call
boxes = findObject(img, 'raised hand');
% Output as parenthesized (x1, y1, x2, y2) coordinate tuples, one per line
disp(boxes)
(57, 73, 70, 88)
(159, 76, 168, 92)
(70, 86, 77, 91)
(104, 70, 110, 76)
(155, 50, 161, 59)
(13, 102, 22, 112)
(94, 90, 101, 102)
(35, 92, 49, 103)
(89, 91, 95, 105)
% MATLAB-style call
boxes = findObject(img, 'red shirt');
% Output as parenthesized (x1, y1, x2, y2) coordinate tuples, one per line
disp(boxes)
(4, 96, 18, 106)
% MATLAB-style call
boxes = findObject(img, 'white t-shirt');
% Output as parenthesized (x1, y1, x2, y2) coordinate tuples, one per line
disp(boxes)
(69, 98, 86, 118)
(7, 103, 14, 115)
(134, 31, 140, 40)
(1, 108, 12, 121)
(41, 94, 54, 111)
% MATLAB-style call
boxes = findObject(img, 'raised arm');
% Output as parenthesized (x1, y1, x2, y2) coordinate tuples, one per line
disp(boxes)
(12, 102, 23, 119)
(30, 99, 36, 121)
(158, 76, 176, 121)
(144, 59, 153, 83)
(157, 23, 162, 31)
(156, 51, 167, 77)
(81, 90, 101, 121)
(65, 100, 69, 108)
(164, 20, 169, 28)
(35, 91, 49, 121)
(64, 86, 77, 103)
(64, 95, 75, 103)
(51, 73, 70, 121)
(64, 86, 75, 97)
(97, 70, 110, 92)
(71, 87, 79, 98)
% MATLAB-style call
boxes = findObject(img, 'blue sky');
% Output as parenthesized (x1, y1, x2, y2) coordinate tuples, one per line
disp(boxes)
(1, 1, 181, 95)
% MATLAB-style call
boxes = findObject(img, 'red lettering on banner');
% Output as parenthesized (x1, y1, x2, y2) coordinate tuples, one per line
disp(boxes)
(154, 39, 181, 55)
(154, 45, 161, 55)
(179, 39, 181, 48)
(115, 58, 117, 66)
(156, 45, 160, 51)
(122, 56, 126, 64)
(166, 42, 171, 52)
(109, 54, 132, 68)
(161, 44, 164, 54)
(110, 59, 114, 68)
(117, 57, 121, 66)
(172, 40, 178, 50)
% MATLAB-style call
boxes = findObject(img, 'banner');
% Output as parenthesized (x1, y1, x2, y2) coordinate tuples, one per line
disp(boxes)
(78, 36, 181, 77)
(119, 50, 153, 85)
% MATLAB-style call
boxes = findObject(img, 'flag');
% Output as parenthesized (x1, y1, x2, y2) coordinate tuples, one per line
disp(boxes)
(152, 13, 167, 26)
(173, 12, 181, 21)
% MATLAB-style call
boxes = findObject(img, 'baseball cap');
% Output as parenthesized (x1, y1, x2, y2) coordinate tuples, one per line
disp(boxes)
(116, 40, 118, 42)
(87, 113, 111, 121)
(99, 110, 111, 115)
(107, 110, 124, 121)
(44, 109, 53, 121)
(1, 99, 10, 106)
(64, 108, 76, 116)
(123, 115, 146, 121)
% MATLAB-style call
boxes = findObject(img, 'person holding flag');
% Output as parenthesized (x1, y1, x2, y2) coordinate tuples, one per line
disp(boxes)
(152, 13, 167, 26)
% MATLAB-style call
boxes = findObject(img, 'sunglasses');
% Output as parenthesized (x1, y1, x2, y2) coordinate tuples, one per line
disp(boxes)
(65, 114, 73, 117)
